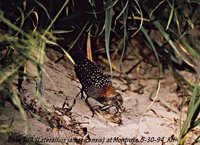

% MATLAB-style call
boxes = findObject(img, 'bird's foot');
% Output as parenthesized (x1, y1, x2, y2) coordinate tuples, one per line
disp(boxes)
(85, 97, 96, 117)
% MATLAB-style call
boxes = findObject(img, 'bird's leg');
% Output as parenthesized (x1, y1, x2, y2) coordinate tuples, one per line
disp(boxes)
(80, 88, 85, 99)
(85, 97, 96, 117)
(76, 86, 96, 116)
(100, 104, 124, 114)
(100, 104, 115, 112)
(76, 86, 85, 99)
(75, 91, 81, 99)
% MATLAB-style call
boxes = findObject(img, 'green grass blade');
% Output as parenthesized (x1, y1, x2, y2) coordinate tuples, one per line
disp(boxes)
(179, 77, 200, 142)
(119, 0, 129, 65)
(114, 0, 129, 28)
(16, 7, 25, 35)
(10, 86, 29, 134)
(166, 0, 174, 30)
(105, 0, 115, 77)
(43, 0, 70, 36)
(192, 118, 200, 128)
(0, 56, 25, 86)
(150, 0, 165, 18)
(0, 10, 26, 36)
(131, 0, 144, 37)
(34, 0, 52, 20)
(141, 27, 161, 71)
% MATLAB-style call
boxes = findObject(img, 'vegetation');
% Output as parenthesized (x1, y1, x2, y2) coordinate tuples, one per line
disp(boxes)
(0, 0, 199, 144)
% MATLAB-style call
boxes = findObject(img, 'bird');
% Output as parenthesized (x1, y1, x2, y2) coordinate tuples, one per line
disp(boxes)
(74, 56, 124, 114)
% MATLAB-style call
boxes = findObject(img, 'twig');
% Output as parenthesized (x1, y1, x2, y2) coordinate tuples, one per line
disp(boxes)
(125, 59, 143, 74)
(135, 81, 161, 137)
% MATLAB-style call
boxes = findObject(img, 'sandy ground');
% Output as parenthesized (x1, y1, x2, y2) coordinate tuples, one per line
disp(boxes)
(0, 49, 198, 145)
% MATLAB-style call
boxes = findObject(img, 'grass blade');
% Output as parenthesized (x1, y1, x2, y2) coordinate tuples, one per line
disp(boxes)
(166, 0, 174, 30)
(104, 0, 115, 77)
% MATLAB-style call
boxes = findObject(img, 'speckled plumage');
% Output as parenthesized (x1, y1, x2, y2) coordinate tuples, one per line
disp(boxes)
(74, 57, 123, 111)
(75, 57, 111, 91)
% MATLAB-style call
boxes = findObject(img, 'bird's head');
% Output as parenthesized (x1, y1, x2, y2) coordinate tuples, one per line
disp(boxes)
(100, 85, 125, 112)
(110, 92, 124, 112)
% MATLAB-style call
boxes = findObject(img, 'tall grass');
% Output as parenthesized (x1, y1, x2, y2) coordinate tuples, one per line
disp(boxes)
(0, 0, 69, 134)
(179, 77, 200, 144)
(0, 0, 199, 144)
